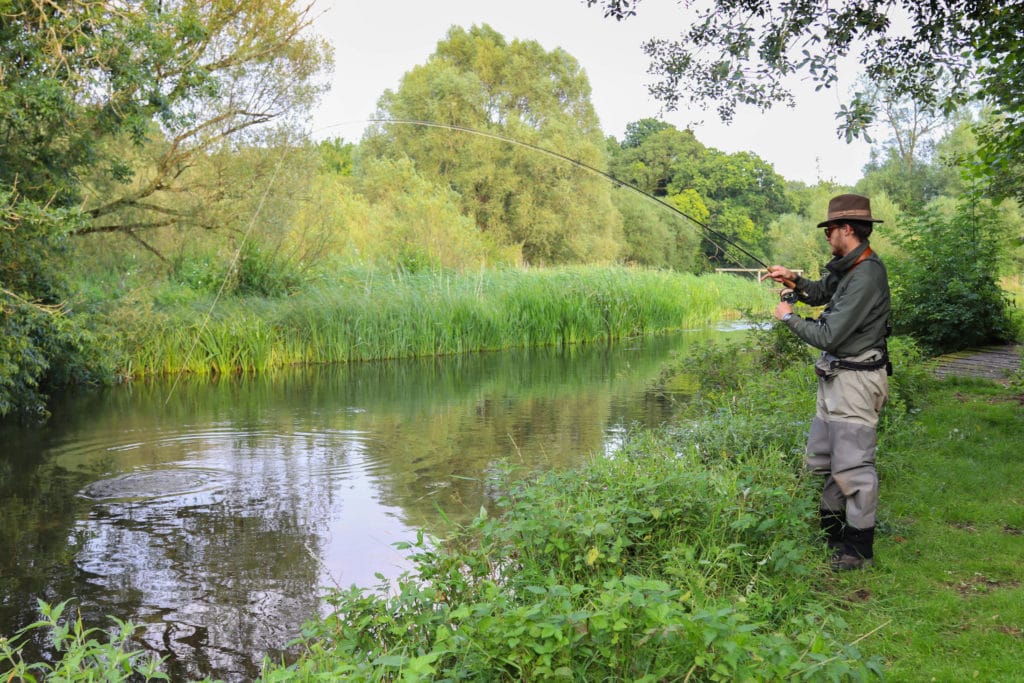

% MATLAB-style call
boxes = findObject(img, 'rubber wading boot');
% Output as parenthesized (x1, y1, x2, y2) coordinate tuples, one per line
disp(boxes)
(819, 509, 845, 550)
(831, 526, 875, 571)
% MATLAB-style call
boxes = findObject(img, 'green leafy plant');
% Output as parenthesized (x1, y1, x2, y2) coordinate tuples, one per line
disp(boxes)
(0, 599, 167, 681)
(889, 195, 1017, 353)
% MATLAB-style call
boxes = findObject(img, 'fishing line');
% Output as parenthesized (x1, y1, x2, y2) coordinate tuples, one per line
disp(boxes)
(162, 142, 292, 406)
(162, 116, 771, 402)
(363, 118, 771, 271)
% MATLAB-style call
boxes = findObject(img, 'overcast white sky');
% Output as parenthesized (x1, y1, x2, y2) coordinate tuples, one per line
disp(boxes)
(310, 0, 874, 186)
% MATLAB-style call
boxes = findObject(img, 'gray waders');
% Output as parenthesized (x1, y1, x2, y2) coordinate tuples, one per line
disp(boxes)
(806, 349, 889, 563)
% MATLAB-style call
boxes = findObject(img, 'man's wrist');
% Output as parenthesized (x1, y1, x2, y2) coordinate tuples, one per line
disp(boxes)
(782, 312, 793, 322)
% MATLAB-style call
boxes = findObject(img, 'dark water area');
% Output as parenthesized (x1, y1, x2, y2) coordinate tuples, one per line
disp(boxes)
(0, 330, 734, 681)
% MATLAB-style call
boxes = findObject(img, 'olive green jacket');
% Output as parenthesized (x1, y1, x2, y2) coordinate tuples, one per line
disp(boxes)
(784, 241, 890, 358)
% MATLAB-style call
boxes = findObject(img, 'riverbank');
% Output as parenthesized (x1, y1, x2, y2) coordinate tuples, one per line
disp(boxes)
(3, 337, 1020, 680)
(110, 266, 774, 379)
(263, 338, 1022, 681)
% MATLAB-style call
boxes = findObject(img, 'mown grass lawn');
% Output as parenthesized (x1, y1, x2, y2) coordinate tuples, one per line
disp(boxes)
(834, 376, 1024, 681)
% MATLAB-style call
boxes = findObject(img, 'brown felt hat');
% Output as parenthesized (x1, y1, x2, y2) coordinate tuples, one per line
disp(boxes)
(816, 194, 883, 227)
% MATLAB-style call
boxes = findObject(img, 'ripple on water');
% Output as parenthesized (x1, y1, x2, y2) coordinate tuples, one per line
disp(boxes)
(79, 467, 230, 503)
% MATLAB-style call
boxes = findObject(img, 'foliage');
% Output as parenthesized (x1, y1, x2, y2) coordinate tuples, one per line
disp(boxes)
(0, 0, 331, 418)
(889, 194, 1018, 353)
(316, 138, 356, 176)
(118, 267, 771, 378)
(363, 25, 622, 265)
(973, 9, 1024, 203)
(607, 122, 792, 268)
(338, 156, 519, 271)
(282, 437, 879, 681)
(0, 192, 109, 419)
(586, 1, 999, 145)
(609, 185, 704, 271)
(0, 599, 167, 681)
(854, 95, 972, 213)
(766, 213, 830, 277)
(1, 0, 330, 235)
(619, 117, 674, 148)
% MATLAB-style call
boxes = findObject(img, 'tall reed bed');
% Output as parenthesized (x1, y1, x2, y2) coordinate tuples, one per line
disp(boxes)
(120, 266, 774, 378)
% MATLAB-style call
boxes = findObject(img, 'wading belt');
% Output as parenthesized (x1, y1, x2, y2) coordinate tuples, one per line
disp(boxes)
(830, 351, 889, 372)
(814, 350, 891, 379)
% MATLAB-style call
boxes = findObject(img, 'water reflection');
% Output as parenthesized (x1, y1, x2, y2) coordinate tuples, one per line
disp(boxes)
(0, 333, 716, 681)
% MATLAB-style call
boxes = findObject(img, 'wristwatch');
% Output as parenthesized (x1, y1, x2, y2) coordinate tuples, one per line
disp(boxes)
(782, 313, 793, 322)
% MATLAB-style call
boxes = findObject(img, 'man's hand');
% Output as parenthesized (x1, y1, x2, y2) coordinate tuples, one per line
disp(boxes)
(761, 265, 797, 285)
(774, 301, 794, 321)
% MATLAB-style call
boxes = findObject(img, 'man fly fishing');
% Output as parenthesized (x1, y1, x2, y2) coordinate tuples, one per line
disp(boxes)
(762, 194, 891, 571)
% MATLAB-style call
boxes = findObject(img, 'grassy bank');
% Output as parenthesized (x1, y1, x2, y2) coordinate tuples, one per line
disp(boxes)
(839, 374, 1024, 680)
(112, 266, 773, 378)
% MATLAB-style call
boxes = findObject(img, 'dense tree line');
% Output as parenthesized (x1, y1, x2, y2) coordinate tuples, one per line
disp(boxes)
(1, 0, 330, 417)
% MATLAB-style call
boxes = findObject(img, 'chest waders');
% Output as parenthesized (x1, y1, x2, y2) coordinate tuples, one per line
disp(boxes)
(805, 249, 889, 571)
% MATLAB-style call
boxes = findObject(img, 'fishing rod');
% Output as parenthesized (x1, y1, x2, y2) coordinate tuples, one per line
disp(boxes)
(364, 118, 772, 272)
(164, 117, 777, 403)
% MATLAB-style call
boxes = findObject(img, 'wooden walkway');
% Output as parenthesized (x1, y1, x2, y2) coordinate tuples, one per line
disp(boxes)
(930, 344, 1022, 382)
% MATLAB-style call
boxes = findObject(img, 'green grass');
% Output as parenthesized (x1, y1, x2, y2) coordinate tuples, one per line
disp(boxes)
(115, 266, 775, 378)
(834, 376, 1024, 681)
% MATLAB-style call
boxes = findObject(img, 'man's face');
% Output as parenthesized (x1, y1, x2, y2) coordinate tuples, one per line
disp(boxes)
(823, 222, 850, 256)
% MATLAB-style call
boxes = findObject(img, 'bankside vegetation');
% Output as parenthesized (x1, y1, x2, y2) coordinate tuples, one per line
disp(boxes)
(119, 267, 770, 378)
(4, 334, 1021, 680)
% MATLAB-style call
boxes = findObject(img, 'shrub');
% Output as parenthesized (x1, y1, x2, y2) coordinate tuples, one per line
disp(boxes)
(282, 438, 880, 681)
(889, 195, 1018, 353)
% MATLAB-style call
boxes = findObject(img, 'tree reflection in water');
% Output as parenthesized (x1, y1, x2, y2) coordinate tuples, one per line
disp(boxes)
(0, 332, 723, 681)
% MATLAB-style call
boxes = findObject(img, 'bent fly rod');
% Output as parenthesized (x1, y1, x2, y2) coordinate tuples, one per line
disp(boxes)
(365, 118, 772, 272)
(166, 118, 776, 404)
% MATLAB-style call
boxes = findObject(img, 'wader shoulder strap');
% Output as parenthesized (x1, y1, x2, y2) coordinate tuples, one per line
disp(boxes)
(847, 246, 873, 273)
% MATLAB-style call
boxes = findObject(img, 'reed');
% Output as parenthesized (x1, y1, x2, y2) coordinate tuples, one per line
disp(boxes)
(119, 266, 775, 378)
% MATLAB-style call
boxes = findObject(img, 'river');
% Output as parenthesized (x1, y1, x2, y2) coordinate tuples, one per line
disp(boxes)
(0, 329, 733, 681)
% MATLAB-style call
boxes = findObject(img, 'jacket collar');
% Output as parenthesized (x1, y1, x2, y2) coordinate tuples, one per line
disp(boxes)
(826, 240, 870, 276)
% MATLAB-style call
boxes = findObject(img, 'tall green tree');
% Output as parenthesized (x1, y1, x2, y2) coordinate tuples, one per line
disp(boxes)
(363, 25, 621, 265)
(620, 118, 675, 149)
(0, 0, 330, 418)
(973, 9, 1024, 202)
(609, 123, 791, 267)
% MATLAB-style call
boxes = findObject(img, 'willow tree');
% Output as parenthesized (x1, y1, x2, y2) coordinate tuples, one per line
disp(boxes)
(363, 25, 622, 265)
(0, 0, 330, 417)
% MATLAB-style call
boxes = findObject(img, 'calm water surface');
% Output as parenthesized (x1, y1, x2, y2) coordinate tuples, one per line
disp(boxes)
(0, 332, 727, 681)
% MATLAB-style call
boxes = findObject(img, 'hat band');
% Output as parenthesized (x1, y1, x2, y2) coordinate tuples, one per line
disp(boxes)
(829, 209, 874, 220)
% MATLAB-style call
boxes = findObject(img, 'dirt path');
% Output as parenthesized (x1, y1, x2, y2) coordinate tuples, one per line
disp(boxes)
(930, 344, 1021, 382)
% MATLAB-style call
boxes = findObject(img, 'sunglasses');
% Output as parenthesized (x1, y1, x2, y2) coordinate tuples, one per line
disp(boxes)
(823, 223, 846, 237)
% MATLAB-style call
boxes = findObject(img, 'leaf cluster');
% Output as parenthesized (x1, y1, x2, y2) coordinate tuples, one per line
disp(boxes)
(0, 599, 167, 681)
(585, 1, 1001, 151)
(889, 194, 1019, 353)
